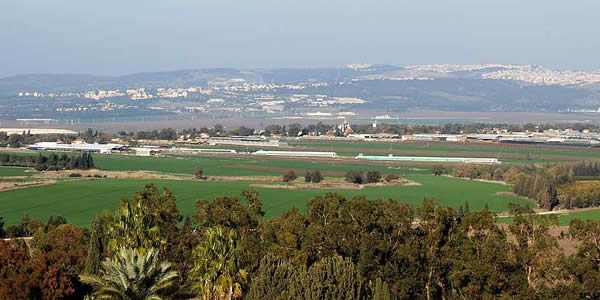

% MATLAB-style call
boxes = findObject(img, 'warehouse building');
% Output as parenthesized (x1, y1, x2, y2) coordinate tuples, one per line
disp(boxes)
(253, 150, 338, 157)
(355, 154, 500, 164)
(28, 141, 123, 154)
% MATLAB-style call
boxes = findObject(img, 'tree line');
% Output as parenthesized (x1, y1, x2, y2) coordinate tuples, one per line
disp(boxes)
(0, 128, 110, 148)
(0, 152, 94, 171)
(452, 161, 600, 210)
(121, 121, 600, 141)
(4, 185, 600, 299)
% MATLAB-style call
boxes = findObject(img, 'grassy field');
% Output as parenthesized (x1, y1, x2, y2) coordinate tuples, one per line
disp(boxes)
(92, 154, 431, 177)
(0, 167, 35, 177)
(1, 143, 598, 228)
(287, 140, 600, 161)
(496, 209, 600, 226)
(556, 210, 600, 225)
(0, 175, 529, 227)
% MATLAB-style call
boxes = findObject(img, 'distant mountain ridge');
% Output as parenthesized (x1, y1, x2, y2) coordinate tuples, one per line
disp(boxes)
(0, 65, 404, 95)
(1, 65, 600, 118)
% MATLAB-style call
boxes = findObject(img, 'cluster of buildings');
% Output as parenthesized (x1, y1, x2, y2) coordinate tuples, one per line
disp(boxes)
(27, 140, 123, 154)
(334, 131, 600, 146)
(481, 65, 600, 86)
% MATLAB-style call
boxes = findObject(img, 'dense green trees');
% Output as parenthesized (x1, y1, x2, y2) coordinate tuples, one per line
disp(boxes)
(6, 183, 600, 298)
(558, 182, 600, 208)
(452, 162, 600, 210)
(0, 152, 94, 170)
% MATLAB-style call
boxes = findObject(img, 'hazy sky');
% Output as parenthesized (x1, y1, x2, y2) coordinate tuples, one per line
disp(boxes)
(1, 0, 599, 77)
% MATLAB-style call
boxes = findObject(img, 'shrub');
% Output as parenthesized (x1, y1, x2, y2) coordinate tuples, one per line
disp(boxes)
(68, 173, 81, 177)
(195, 167, 204, 180)
(384, 174, 400, 182)
(283, 170, 297, 182)
(366, 171, 382, 183)
(345, 171, 363, 184)
(305, 171, 313, 183)
(305, 170, 322, 183)
(311, 170, 322, 183)
(432, 164, 448, 176)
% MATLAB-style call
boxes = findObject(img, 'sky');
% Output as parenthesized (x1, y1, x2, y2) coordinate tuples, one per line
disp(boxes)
(0, 0, 599, 77)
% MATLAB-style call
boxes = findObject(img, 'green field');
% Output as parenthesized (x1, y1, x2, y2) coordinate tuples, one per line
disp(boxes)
(0, 167, 35, 177)
(496, 209, 600, 226)
(557, 210, 600, 225)
(92, 154, 431, 177)
(2, 144, 599, 228)
(287, 140, 600, 161)
(0, 175, 530, 227)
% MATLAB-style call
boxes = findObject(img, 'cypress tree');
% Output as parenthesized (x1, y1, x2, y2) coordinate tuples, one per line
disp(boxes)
(83, 220, 104, 275)
(464, 200, 470, 214)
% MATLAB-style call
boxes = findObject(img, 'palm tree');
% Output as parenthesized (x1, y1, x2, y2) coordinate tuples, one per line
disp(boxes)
(80, 247, 178, 300)
(190, 227, 248, 300)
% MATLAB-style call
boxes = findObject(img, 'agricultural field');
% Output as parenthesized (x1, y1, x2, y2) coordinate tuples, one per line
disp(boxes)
(0, 167, 34, 177)
(496, 209, 600, 226)
(0, 174, 529, 227)
(286, 139, 600, 162)
(1, 142, 599, 228)
(91, 153, 432, 177)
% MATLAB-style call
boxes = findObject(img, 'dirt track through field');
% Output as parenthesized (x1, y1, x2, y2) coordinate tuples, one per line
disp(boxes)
(0, 180, 57, 192)
(226, 164, 348, 176)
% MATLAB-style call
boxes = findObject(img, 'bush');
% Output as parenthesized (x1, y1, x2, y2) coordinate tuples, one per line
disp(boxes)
(311, 170, 322, 183)
(384, 174, 400, 182)
(195, 167, 204, 180)
(68, 173, 81, 177)
(345, 171, 364, 184)
(432, 165, 448, 176)
(305, 171, 313, 182)
(282, 170, 297, 182)
(366, 171, 382, 183)
(305, 170, 323, 183)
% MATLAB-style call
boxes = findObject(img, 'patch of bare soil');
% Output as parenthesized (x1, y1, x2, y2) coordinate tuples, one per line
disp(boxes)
(0, 180, 57, 192)
(495, 191, 517, 197)
(203, 176, 282, 182)
(33, 169, 193, 180)
(249, 177, 420, 190)
(444, 175, 507, 185)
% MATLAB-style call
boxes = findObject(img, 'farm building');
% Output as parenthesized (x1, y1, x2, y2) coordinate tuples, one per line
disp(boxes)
(28, 142, 123, 154)
(208, 137, 288, 147)
(0, 128, 77, 135)
(355, 154, 500, 164)
(167, 148, 237, 154)
(253, 150, 338, 157)
(411, 134, 467, 142)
